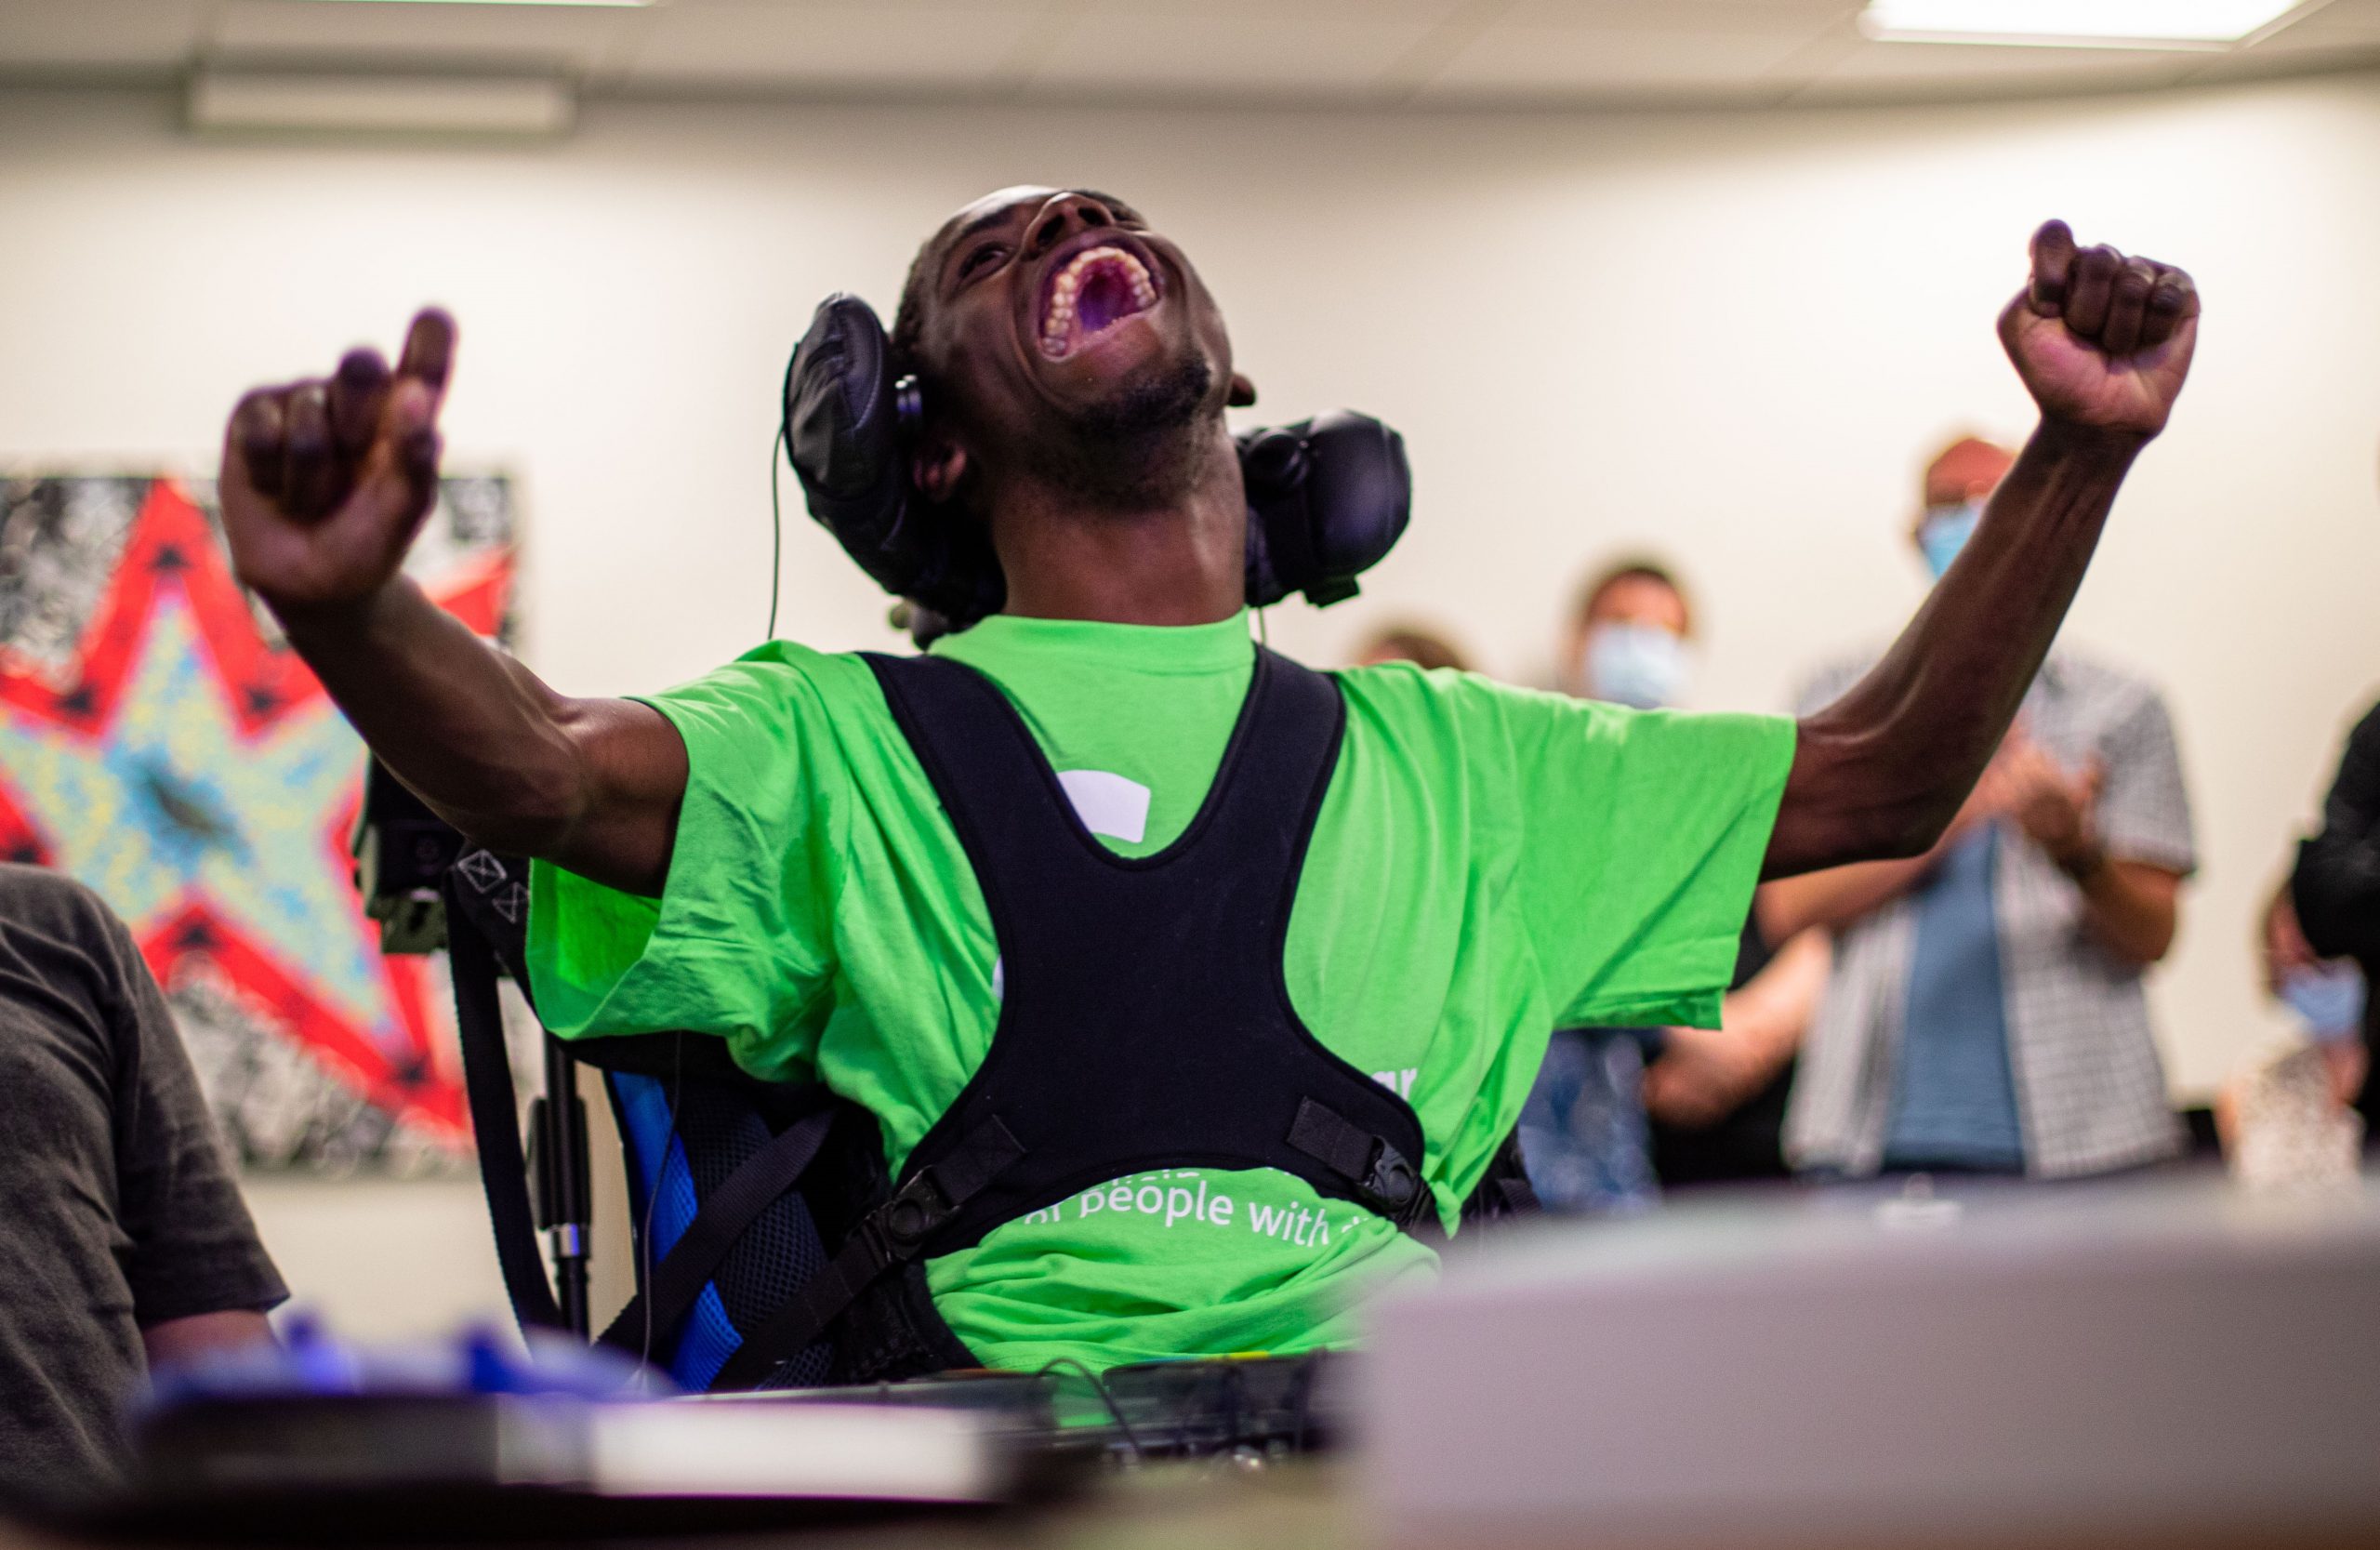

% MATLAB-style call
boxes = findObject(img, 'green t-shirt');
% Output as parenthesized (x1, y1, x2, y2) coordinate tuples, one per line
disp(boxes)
(528, 611, 1792, 1373)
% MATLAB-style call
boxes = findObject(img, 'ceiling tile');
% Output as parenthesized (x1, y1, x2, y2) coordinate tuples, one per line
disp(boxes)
(0, 0, 2374, 112)
(211, 0, 635, 71)
(626, 1, 1047, 90)
(1079, 0, 1474, 20)
(0, 0, 211, 72)
(1022, 11, 1446, 95)
(1496, 0, 1859, 34)
(1420, 20, 1824, 99)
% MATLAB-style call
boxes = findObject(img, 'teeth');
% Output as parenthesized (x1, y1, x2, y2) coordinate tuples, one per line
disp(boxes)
(1040, 245, 1159, 355)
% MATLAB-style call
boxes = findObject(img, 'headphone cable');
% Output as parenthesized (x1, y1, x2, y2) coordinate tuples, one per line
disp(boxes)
(767, 426, 786, 641)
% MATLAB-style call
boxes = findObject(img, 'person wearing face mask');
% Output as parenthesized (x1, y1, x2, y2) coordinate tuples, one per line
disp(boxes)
(2265, 697, 2380, 1131)
(1765, 437, 2198, 1182)
(1521, 562, 1831, 1206)
(1353, 621, 1474, 674)
(1559, 559, 1695, 710)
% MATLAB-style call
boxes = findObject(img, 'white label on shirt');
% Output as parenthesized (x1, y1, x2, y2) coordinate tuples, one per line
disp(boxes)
(1056, 769, 1151, 845)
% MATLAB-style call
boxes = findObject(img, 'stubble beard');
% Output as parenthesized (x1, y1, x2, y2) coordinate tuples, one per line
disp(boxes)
(1032, 356, 1220, 510)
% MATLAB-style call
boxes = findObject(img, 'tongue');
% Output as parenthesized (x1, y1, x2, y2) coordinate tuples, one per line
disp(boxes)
(1076, 267, 1137, 339)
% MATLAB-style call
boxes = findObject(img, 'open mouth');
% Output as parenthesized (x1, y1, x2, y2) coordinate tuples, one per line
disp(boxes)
(1038, 245, 1160, 360)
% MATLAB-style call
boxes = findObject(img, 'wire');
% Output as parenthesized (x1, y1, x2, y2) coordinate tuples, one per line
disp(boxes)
(1255, 605, 1269, 649)
(1033, 1357, 1144, 1462)
(767, 426, 787, 641)
(636, 1033, 685, 1384)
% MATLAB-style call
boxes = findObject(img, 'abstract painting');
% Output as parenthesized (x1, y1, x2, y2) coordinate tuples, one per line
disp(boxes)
(0, 473, 516, 1172)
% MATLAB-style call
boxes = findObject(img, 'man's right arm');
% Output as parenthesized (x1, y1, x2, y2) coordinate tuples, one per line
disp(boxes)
(221, 311, 685, 897)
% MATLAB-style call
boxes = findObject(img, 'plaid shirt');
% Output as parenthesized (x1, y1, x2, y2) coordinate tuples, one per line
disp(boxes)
(1784, 649, 2197, 1179)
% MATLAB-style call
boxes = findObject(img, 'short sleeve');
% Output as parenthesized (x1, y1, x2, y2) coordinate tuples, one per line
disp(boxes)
(1506, 690, 1796, 1030)
(104, 907, 287, 1326)
(526, 644, 856, 1083)
(2095, 684, 2197, 875)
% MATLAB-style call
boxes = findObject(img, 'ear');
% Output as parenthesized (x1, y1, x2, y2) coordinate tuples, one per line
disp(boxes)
(912, 428, 970, 506)
(1227, 372, 1257, 409)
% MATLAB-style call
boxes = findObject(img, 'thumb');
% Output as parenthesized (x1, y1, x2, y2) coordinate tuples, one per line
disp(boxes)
(2028, 219, 2076, 318)
(372, 308, 456, 511)
(395, 307, 456, 406)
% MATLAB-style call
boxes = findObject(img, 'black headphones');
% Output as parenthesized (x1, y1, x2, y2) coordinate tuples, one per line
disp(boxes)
(782, 293, 1410, 637)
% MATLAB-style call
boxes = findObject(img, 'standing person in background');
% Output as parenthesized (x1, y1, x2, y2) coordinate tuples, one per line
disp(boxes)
(1523, 560, 1830, 1208)
(1771, 437, 2196, 1182)
(1352, 621, 1474, 674)
(2268, 699, 2380, 1129)
(1554, 557, 1692, 709)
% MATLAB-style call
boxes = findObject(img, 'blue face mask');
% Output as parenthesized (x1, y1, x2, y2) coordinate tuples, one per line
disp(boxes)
(1585, 623, 1690, 710)
(1917, 500, 1984, 580)
(2281, 962, 2368, 1042)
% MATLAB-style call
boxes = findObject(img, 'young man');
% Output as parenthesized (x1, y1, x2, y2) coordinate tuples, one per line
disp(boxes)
(216, 189, 2197, 1372)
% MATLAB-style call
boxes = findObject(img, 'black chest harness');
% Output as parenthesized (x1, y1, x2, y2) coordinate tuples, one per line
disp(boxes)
(702, 648, 1435, 1386)
(870, 645, 1434, 1247)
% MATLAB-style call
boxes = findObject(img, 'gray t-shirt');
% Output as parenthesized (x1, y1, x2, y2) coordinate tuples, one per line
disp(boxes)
(0, 865, 285, 1508)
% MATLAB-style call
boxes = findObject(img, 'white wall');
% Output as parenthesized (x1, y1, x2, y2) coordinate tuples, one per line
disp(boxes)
(4, 73, 2376, 1323)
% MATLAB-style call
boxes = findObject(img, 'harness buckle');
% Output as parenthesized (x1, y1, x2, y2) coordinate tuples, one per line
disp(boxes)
(874, 1169, 954, 1253)
(1364, 1141, 1421, 1217)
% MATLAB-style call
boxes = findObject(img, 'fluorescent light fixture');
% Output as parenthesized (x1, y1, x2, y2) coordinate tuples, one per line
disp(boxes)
(189, 70, 575, 136)
(1861, 0, 2311, 48)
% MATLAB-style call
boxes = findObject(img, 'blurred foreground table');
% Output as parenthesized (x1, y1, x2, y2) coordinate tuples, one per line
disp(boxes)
(12, 1458, 2380, 1550)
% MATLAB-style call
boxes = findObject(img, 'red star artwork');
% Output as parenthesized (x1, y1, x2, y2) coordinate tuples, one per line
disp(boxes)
(0, 478, 512, 1156)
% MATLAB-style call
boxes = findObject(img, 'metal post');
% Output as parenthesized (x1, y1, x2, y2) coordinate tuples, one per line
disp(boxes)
(532, 1036, 593, 1339)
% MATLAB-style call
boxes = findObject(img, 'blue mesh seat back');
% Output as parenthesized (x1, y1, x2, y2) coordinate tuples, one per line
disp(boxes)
(608, 1071, 835, 1390)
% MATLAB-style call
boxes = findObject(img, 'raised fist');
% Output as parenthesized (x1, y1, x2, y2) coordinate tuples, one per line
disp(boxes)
(218, 310, 455, 611)
(1999, 221, 2199, 440)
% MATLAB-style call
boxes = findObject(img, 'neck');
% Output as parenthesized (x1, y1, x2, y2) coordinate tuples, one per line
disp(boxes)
(989, 423, 1245, 626)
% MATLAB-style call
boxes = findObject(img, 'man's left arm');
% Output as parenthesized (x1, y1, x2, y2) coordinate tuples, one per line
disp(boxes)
(1765, 222, 2200, 879)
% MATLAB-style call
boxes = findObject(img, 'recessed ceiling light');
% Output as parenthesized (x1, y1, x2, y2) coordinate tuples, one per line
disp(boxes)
(1861, 0, 2312, 48)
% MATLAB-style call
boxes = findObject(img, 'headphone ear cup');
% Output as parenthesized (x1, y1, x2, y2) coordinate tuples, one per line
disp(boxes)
(1238, 425, 1308, 609)
(785, 294, 904, 543)
(1238, 412, 1409, 611)
(783, 297, 1003, 629)
(1298, 411, 1410, 603)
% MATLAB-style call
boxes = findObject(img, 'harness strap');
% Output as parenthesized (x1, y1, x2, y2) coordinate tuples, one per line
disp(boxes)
(597, 1105, 836, 1357)
(445, 881, 569, 1334)
(1286, 1097, 1430, 1227)
(710, 1117, 1025, 1389)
